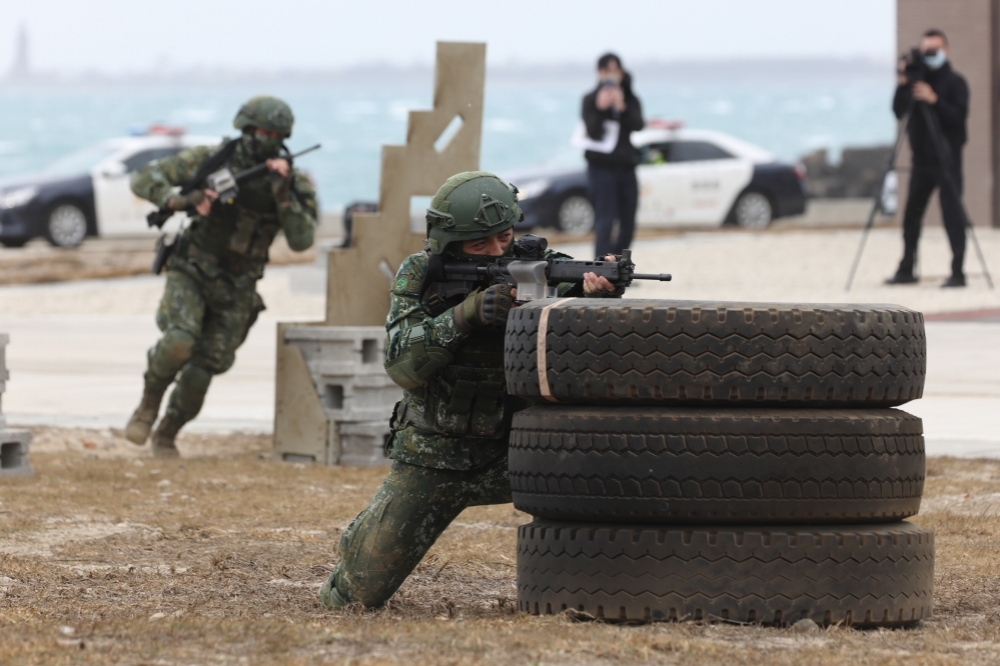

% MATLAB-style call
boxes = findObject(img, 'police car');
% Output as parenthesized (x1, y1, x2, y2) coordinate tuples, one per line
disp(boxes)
(508, 124, 808, 235)
(0, 127, 219, 248)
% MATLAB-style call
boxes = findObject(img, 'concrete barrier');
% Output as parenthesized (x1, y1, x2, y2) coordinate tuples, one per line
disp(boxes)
(0, 429, 31, 477)
(285, 325, 402, 423)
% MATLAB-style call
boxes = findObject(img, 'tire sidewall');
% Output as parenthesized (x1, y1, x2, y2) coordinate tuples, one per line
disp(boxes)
(557, 194, 595, 236)
(46, 201, 89, 248)
(734, 190, 773, 229)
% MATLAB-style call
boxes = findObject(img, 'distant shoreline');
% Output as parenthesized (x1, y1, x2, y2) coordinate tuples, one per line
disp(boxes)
(1, 57, 894, 89)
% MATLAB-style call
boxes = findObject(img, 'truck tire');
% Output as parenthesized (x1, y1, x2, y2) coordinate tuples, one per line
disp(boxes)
(505, 299, 925, 407)
(509, 406, 924, 524)
(518, 520, 934, 627)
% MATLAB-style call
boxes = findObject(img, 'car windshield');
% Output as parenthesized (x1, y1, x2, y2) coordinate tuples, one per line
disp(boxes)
(42, 143, 120, 176)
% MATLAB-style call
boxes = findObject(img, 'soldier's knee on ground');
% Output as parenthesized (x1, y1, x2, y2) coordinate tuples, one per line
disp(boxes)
(166, 364, 213, 421)
(318, 571, 349, 609)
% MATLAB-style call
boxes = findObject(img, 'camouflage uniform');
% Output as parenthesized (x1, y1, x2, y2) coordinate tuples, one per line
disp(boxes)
(319, 172, 613, 610)
(127, 96, 317, 455)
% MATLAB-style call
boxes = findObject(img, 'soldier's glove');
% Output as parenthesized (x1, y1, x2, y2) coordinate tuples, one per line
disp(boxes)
(453, 284, 515, 333)
(166, 190, 206, 211)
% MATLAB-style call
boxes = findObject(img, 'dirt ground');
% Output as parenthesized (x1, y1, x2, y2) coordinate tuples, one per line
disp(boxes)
(0, 429, 997, 665)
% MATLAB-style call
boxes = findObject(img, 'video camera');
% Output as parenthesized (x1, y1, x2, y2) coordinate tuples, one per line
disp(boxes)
(901, 47, 932, 84)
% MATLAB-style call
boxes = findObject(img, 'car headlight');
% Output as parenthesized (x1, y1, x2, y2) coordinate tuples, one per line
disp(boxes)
(0, 186, 38, 209)
(514, 179, 550, 201)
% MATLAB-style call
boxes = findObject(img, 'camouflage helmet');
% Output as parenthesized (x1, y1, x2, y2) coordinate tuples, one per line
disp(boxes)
(233, 95, 294, 136)
(425, 171, 522, 254)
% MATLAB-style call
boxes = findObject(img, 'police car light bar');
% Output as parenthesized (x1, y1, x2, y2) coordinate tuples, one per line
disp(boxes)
(647, 119, 684, 130)
(147, 124, 186, 136)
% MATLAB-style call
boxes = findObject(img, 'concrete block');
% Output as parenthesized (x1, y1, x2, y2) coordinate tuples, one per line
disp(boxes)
(338, 421, 392, 467)
(0, 428, 32, 477)
(285, 326, 387, 376)
(284, 325, 403, 422)
(315, 373, 401, 422)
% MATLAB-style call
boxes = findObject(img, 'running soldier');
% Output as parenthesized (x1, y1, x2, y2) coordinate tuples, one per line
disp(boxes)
(126, 96, 317, 457)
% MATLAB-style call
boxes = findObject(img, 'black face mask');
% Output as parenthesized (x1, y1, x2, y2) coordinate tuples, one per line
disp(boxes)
(242, 131, 284, 160)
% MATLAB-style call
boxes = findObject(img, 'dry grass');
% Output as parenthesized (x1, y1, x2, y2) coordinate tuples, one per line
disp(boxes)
(3, 430, 1000, 665)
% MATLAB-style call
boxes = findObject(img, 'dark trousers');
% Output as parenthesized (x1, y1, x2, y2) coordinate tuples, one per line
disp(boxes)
(898, 155, 966, 278)
(588, 164, 638, 258)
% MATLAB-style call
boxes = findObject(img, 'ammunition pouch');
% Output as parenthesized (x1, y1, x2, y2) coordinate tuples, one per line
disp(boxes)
(394, 365, 507, 439)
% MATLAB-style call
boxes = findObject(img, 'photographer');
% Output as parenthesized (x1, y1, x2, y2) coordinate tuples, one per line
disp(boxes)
(888, 29, 970, 288)
(581, 53, 644, 258)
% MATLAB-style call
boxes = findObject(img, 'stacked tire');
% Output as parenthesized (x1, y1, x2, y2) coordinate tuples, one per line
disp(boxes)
(505, 299, 933, 627)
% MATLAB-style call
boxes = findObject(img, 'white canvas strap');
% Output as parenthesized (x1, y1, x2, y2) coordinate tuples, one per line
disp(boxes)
(537, 298, 574, 403)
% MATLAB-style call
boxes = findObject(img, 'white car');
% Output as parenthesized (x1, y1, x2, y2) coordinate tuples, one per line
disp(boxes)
(0, 127, 219, 247)
(509, 126, 808, 235)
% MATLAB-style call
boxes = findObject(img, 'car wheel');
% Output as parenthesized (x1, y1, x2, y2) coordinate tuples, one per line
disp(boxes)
(46, 203, 88, 248)
(0, 238, 28, 248)
(556, 195, 595, 236)
(733, 190, 772, 229)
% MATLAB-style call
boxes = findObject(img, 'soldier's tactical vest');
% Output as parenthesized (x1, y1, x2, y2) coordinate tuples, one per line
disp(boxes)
(396, 280, 511, 440)
(182, 153, 283, 273)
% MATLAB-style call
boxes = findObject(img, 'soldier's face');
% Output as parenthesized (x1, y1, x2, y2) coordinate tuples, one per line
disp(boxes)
(461, 229, 514, 256)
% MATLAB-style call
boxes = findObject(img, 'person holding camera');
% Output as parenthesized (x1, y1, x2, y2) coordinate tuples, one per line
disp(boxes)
(887, 29, 970, 288)
(581, 53, 644, 258)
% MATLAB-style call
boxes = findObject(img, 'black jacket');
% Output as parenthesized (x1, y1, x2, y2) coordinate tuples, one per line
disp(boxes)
(893, 61, 969, 166)
(581, 79, 644, 168)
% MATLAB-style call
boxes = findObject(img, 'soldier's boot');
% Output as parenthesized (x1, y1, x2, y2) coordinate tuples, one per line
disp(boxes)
(125, 386, 166, 445)
(318, 570, 349, 610)
(149, 364, 211, 458)
(150, 412, 185, 459)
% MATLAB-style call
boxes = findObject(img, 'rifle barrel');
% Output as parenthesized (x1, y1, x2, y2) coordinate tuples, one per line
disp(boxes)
(233, 143, 322, 181)
(632, 273, 672, 281)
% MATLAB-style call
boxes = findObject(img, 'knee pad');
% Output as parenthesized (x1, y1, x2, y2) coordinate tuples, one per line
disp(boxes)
(161, 328, 196, 364)
(146, 328, 197, 388)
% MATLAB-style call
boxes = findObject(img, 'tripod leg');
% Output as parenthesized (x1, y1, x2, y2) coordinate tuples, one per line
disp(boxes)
(846, 107, 914, 290)
(917, 103, 995, 289)
(845, 198, 886, 290)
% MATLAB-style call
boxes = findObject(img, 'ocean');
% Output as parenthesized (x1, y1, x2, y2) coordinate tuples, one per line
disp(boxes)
(0, 78, 894, 210)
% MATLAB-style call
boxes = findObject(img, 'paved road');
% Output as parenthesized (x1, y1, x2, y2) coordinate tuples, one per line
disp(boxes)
(1, 313, 997, 458)
(1, 225, 998, 457)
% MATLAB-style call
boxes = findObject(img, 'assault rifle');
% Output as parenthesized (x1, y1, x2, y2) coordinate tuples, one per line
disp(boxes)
(146, 143, 321, 229)
(430, 234, 671, 301)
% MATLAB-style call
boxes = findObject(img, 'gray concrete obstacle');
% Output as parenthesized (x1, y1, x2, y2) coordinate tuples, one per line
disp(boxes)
(0, 333, 33, 477)
(276, 325, 399, 467)
(0, 429, 33, 477)
(285, 326, 402, 423)
(338, 421, 392, 467)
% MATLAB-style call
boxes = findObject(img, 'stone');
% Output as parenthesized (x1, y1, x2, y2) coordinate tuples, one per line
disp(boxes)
(791, 618, 820, 633)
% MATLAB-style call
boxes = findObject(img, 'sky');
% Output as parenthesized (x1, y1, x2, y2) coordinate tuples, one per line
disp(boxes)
(0, 0, 896, 73)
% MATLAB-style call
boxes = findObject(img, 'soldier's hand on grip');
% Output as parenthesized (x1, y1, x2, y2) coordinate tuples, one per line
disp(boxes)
(167, 190, 206, 211)
(453, 283, 515, 333)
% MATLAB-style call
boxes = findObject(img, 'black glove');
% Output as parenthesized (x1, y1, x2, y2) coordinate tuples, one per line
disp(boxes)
(453, 284, 515, 333)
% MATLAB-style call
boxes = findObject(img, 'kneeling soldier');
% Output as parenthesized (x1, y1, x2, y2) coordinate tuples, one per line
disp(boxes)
(319, 171, 618, 609)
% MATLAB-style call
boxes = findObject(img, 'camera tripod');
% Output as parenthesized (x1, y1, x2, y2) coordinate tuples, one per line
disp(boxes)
(845, 97, 995, 290)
